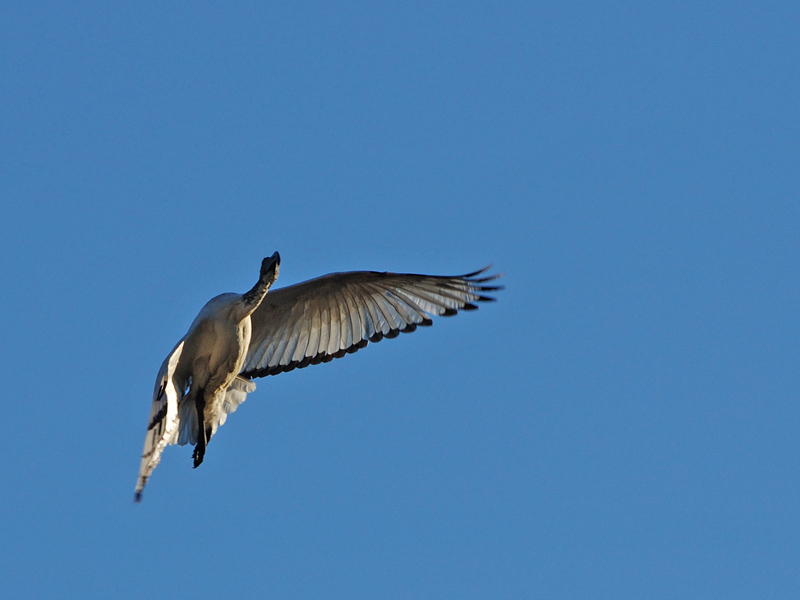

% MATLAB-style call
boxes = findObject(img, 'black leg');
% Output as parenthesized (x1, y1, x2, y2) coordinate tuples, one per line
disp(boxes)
(192, 394, 207, 468)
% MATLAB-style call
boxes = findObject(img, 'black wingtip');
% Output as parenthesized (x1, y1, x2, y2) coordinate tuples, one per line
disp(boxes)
(134, 491, 142, 503)
(461, 265, 493, 278)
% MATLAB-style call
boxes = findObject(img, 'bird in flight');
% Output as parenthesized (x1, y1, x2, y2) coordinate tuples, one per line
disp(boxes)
(135, 252, 502, 501)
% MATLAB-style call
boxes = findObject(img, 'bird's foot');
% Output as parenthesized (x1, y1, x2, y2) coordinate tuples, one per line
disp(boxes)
(192, 442, 205, 468)
(192, 427, 213, 468)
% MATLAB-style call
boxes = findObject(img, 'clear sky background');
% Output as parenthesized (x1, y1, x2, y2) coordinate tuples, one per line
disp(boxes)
(1, 2, 798, 598)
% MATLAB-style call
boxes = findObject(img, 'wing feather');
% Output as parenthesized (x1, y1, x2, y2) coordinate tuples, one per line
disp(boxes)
(326, 290, 342, 356)
(290, 310, 311, 363)
(306, 298, 322, 362)
(341, 286, 362, 348)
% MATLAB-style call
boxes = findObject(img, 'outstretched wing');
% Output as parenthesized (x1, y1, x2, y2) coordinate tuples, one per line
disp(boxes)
(242, 267, 502, 378)
(135, 341, 184, 502)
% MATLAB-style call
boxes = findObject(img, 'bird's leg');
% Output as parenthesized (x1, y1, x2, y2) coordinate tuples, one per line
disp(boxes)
(192, 393, 207, 468)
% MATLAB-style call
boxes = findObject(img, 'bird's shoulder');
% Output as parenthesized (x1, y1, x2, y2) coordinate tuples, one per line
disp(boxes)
(189, 293, 243, 325)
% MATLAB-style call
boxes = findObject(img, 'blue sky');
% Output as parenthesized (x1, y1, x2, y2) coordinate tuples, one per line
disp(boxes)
(1, 2, 798, 598)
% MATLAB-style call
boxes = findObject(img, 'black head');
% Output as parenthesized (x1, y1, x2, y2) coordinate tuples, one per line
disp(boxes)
(260, 251, 280, 282)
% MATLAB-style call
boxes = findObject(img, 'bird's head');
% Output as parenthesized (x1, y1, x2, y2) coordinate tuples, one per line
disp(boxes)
(261, 251, 280, 285)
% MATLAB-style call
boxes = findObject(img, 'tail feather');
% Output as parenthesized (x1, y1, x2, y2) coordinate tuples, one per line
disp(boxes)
(176, 375, 256, 444)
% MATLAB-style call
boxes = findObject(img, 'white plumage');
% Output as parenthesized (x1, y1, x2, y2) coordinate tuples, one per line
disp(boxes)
(135, 252, 502, 501)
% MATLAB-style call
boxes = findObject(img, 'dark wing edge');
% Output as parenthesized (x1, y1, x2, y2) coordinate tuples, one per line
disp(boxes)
(241, 266, 503, 379)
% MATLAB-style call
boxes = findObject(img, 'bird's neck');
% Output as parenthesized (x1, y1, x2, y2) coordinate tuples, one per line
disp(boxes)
(241, 276, 273, 313)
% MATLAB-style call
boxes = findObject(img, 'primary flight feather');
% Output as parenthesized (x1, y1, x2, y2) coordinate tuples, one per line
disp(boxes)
(135, 252, 502, 501)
